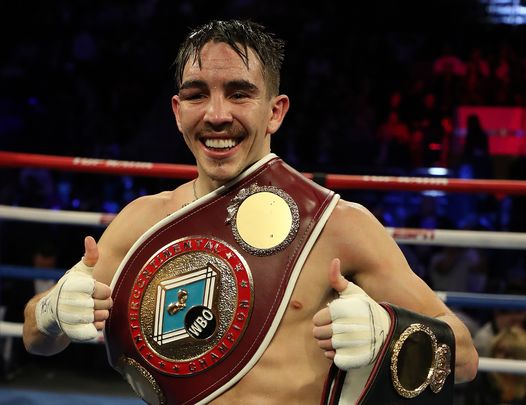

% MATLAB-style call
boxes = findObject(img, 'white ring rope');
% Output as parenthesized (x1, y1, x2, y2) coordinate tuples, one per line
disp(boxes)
(386, 227, 526, 250)
(0, 321, 23, 338)
(478, 357, 526, 375)
(0, 205, 115, 226)
(1, 204, 525, 249)
(0, 321, 103, 343)
(0, 321, 524, 375)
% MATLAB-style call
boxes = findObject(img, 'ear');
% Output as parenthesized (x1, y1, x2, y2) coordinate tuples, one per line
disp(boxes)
(267, 95, 290, 135)
(171, 95, 184, 133)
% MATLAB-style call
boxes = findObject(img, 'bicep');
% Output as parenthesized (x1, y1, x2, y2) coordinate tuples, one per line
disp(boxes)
(91, 195, 169, 286)
(92, 233, 126, 286)
(93, 210, 140, 285)
(364, 268, 450, 318)
(340, 204, 449, 317)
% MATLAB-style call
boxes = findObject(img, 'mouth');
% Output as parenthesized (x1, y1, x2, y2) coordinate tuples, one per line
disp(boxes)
(202, 137, 241, 151)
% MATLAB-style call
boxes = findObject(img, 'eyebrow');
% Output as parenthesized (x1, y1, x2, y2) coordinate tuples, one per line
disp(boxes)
(225, 80, 259, 94)
(179, 80, 207, 91)
(179, 79, 260, 94)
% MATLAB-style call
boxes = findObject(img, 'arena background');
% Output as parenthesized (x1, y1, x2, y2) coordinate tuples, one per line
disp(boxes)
(1, 1, 526, 403)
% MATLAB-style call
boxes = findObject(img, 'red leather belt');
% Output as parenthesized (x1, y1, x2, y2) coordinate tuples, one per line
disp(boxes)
(105, 154, 339, 404)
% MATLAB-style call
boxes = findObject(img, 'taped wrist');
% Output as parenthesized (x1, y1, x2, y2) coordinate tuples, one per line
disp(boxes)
(35, 293, 62, 336)
(34, 260, 98, 341)
(329, 283, 391, 370)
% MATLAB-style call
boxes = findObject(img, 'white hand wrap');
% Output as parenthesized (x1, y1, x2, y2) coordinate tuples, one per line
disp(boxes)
(35, 260, 98, 342)
(329, 282, 391, 370)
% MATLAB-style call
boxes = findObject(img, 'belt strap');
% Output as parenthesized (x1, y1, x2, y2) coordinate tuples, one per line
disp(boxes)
(105, 154, 339, 404)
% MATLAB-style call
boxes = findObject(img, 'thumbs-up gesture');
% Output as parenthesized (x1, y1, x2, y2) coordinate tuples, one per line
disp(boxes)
(35, 236, 113, 342)
(312, 258, 391, 370)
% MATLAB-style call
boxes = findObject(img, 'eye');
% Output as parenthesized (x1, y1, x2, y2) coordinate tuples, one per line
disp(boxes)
(187, 94, 206, 101)
(179, 91, 206, 101)
(230, 92, 249, 100)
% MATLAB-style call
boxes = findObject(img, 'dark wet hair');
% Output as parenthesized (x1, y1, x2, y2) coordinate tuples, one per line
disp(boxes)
(173, 19, 285, 96)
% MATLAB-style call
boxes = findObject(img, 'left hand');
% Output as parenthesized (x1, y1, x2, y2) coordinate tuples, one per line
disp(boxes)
(35, 236, 112, 342)
(312, 258, 391, 370)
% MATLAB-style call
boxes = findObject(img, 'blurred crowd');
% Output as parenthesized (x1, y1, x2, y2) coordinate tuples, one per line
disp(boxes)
(1, 1, 526, 402)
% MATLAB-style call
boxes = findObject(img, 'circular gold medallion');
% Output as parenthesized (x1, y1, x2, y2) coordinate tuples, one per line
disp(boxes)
(227, 184, 299, 256)
(236, 191, 292, 249)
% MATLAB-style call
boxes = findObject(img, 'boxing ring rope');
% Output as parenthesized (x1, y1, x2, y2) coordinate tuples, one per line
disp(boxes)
(2, 151, 526, 375)
(0, 151, 198, 180)
(0, 321, 104, 343)
(2, 263, 526, 308)
(1, 204, 526, 249)
(478, 358, 526, 375)
(2, 150, 526, 194)
(0, 204, 116, 226)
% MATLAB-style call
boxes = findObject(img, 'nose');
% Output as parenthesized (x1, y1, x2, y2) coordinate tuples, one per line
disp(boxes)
(204, 95, 233, 127)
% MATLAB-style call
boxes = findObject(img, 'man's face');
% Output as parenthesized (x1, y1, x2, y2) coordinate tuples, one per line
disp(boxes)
(172, 41, 288, 189)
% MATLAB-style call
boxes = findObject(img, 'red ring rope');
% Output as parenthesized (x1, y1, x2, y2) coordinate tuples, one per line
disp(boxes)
(1, 150, 526, 194)
(0, 151, 197, 179)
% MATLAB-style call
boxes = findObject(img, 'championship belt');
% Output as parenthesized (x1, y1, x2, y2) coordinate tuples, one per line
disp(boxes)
(321, 304, 456, 405)
(104, 154, 339, 405)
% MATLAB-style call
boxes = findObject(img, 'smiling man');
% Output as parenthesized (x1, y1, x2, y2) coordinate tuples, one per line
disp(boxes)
(23, 20, 478, 404)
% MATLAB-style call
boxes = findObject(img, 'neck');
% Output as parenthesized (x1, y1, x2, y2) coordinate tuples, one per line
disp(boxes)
(195, 177, 222, 198)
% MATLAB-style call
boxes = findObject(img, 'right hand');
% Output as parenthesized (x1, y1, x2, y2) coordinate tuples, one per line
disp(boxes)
(35, 236, 113, 342)
(312, 258, 391, 370)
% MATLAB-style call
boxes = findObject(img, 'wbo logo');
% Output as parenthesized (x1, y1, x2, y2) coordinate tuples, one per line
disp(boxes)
(128, 236, 253, 376)
(153, 264, 218, 345)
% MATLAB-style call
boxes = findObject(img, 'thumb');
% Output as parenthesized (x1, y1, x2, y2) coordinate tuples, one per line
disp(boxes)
(82, 236, 99, 269)
(328, 258, 348, 293)
(340, 280, 368, 298)
(328, 258, 367, 298)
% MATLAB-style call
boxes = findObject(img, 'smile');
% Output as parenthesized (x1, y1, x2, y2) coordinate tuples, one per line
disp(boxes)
(204, 138, 240, 149)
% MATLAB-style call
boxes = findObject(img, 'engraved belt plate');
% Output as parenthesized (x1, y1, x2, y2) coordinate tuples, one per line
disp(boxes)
(226, 183, 300, 256)
(128, 236, 254, 376)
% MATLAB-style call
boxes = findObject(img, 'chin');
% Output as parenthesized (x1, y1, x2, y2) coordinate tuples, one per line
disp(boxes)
(200, 150, 264, 184)
(204, 163, 243, 185)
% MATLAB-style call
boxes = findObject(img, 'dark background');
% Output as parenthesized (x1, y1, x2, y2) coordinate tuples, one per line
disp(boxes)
(1, 2, 526, 400)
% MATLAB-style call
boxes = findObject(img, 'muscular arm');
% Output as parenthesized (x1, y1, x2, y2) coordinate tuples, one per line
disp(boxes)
(22, 191, 181, 356)
(331, 201, 478, 383)
(436, 312, 478, 382)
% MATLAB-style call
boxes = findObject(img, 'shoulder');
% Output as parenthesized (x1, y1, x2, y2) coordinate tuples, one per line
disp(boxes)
(119, 190, 179, 217)
(107, 187, 187, 236)
(321, 199, 380, 262)
(115, 177, 197, 220)
(93, 185, 189, 284)
(324, 199, 386, 242)
(323, 198, 408, 281)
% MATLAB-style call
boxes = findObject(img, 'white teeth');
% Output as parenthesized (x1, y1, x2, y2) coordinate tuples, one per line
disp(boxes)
(204, 138, 238, 149)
